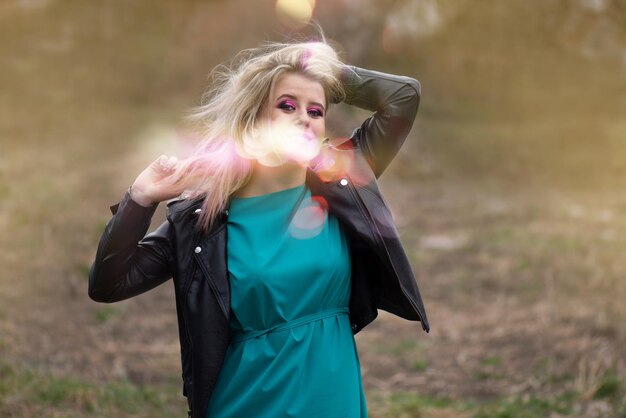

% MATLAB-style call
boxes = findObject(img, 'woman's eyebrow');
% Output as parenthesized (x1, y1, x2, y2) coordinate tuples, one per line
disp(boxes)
(276, 94, 325, 111)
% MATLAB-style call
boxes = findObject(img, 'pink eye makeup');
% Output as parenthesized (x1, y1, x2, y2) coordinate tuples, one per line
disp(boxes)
(275, 95, 325, 118)
(307, 106, 324, 117)
(277, 99, 297, 111)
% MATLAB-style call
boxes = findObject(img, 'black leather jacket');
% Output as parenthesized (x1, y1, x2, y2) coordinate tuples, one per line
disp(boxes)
(89, 66, 429, 418)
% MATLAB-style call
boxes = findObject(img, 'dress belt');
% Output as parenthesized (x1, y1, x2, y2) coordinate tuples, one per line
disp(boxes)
(230, 307, 350, 345)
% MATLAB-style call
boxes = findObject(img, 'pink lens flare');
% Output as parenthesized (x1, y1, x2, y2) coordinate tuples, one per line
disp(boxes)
(309, 140, 353, 181)
(172, 138, 251, 189)
(308, 138, 370, 187)
(289, 195, 328, 239)
(237, 121, 323, 167)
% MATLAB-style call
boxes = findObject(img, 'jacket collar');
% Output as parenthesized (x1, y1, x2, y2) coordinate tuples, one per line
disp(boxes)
(168, 167, 332, 240)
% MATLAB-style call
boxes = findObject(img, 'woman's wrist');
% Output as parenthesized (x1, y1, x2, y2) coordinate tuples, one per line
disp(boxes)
(129, 185, 156, 207)
(332, 65, 359, 104)
(339, 65, 358, 84)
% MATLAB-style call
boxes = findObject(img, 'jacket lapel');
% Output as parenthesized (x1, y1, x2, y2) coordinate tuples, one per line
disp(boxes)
(192, 219, 230, 321)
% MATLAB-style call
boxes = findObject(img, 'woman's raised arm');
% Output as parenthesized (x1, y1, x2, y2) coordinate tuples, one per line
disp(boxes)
(340, 66, 421, 178)
(88, 155, 184, 303)
(88, 192, 174, 303)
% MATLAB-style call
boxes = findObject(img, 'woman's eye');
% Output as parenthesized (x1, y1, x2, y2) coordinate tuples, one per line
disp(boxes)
(308, 108, 324, 118)
(278, 101, 296, 111)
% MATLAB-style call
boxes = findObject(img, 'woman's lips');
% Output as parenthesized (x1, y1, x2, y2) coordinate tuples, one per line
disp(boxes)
(301, 128, 317, 142)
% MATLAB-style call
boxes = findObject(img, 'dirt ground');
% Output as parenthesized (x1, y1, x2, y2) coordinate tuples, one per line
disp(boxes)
(2, 146, 626, 416)
(2, 1, 626, 416)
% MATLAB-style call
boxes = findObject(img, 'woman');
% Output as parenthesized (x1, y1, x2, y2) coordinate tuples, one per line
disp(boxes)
(89, 39, 429, 418)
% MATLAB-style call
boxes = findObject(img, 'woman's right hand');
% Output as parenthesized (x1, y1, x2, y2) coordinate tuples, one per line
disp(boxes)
(130, 155, 187, 207)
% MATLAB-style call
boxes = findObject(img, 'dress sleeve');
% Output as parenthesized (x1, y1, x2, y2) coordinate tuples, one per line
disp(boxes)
(341, 65, 421, 178)
(88, 190, 174, 303)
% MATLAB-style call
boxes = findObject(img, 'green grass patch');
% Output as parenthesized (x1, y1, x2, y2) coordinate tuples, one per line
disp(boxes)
(77, 263, 93, 280)
(473, 392, 576, 418)
(593, 370, 624, 408)
(480, 356, 502, 367)
(473, 369, 506, 382)
(411, 359, 429, 372)
(368, 390, 469, 418)
(101, 381, 168, 414)
(372, 338, 420, 356)
(369, 388, 624, 418)
(94, 306, 122, 324)
(387, 391, 423, 417)
(0, 362, 185, 417)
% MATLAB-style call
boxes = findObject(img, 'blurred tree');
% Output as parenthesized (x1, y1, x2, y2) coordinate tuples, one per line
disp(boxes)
(322, 0, 625, 112)
(552, 0, 626, 64)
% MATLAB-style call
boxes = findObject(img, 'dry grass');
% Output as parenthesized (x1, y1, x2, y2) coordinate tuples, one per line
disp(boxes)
(1, 1, 626, 417)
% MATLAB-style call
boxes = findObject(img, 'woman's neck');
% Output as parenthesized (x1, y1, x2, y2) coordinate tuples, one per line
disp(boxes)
(234, 161, 307, 198)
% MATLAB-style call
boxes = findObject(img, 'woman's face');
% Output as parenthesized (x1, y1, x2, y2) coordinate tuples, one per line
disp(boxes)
(239, 72, 327, 167)
(266, 72, 326, 142)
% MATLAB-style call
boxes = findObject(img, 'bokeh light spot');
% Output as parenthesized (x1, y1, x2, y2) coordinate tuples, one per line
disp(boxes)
(381, 24, 402, 55)
(289, 195, 327, 239)
(237, 121, 322, 168)
(275, 0, 314, 29)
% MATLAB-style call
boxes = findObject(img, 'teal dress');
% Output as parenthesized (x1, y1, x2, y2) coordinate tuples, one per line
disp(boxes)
(205, 184, 368, 417)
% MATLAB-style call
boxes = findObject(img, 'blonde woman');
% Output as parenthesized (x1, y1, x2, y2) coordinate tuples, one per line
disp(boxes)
(89, 38, 429, 418)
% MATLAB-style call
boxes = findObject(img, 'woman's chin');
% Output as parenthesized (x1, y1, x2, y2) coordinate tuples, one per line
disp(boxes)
(287, 143, 322, 164)
(239, 123, 323, 167)
(259, 152, 319, 168)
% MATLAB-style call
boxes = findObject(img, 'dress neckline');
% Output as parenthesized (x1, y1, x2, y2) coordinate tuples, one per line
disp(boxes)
(231, 183, 306, 201)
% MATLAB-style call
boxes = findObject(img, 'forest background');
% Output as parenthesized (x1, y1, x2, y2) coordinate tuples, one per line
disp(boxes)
(1, 0, 626, 416)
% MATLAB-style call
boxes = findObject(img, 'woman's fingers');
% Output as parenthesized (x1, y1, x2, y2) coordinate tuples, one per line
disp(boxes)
(156, 155, 178, 172)
(130, 154, 186, 205)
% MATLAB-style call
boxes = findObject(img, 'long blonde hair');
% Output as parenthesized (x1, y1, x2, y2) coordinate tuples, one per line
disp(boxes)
(166, 38, 346, 232)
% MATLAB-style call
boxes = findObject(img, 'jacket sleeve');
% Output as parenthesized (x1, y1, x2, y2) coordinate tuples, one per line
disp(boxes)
(341, 66, 421, 178)
(88, 190, 174, 303)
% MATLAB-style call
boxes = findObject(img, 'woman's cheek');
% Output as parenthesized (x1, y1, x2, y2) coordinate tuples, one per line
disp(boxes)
(314, 120, 326, 139)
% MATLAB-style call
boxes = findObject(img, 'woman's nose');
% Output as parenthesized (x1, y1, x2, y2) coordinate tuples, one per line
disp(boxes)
(296, 109, 310, 126)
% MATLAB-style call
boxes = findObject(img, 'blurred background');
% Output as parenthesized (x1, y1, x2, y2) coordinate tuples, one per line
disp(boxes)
(1, 0, 626, 416)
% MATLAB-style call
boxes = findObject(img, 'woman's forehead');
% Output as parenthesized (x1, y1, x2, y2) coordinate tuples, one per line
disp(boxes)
(272, 73, 325, 103)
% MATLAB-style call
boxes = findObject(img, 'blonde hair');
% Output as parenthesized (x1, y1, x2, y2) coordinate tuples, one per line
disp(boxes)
(164, 38, 346, 232)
